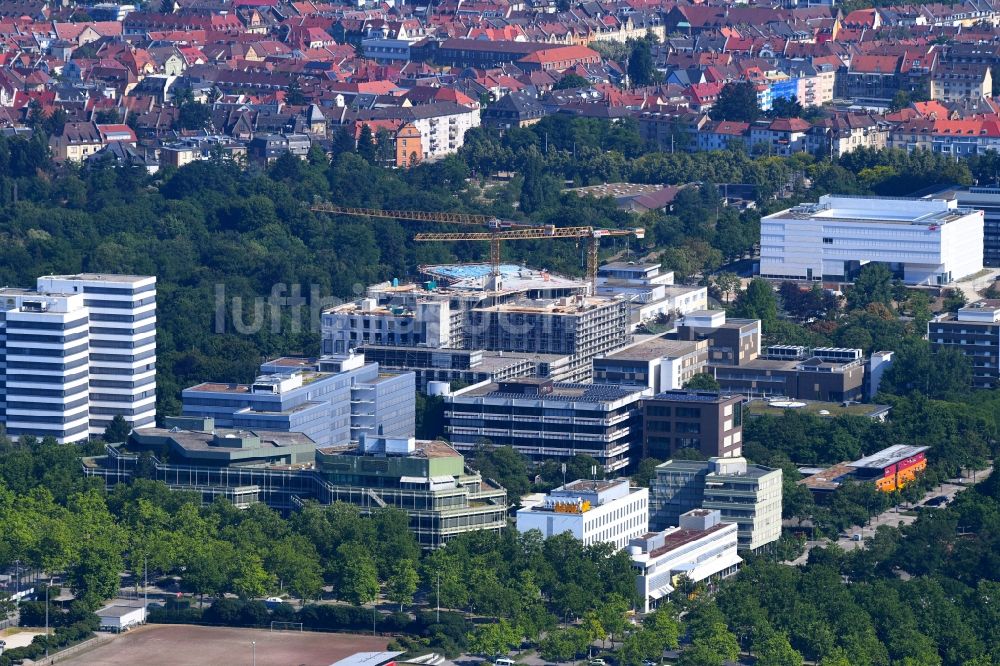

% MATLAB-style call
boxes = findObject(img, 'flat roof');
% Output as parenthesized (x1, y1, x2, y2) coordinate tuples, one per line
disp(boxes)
(650, 390, 740, 403)
(569, 183, 664, 198)
(647, 523, 730, 559)
(317, 439, 460, 460)
(422, 263, 585, 291)
(473, 295, 621, 314)
(850, 445, 929, 470)
(40, 273, 154, 284)
(135, 427, 315, 452)
(329, 652, 404, 666)
(600, 261, 662, 270)
(265, 356, 318, 368)
(458, 381, 645, 402)
(562, 478, 622, 492)
(767, 195, 978, 226)
(97, 605, 145, 618)
(602, 337, 703, 361)
(186, 371, 331, 393)
(797, 462, 855, 491)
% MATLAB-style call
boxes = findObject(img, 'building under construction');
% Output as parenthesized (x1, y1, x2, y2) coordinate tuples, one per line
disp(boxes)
(322, 264, 632, 383)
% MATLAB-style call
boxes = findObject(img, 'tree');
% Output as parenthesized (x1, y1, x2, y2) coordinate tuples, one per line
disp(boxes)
(755, 632, 803, 666)
(177, 101, 211, 131)
(714, 272, 741, 303)
(712, 82, 760, 122)
(889, 90, 912, 113)
(642, 607, 681, 652)
(232, 552, 274, 600)
(878, 338, 972, 398)
(286, 79, 307, 106)
(332, 126, 356, 156)
(336, 543, 380, 605)
(467, 618, 520, 659)
(769, 96, 803, 119)
(266, 536, 322, 604)
(684, 373, 720, 391)
(470, 443, 530, 500)
(387, 558, 420, 611)
(628, 39, 656, 87)
(631, 457, 662, 487)
(554, 73, 591, 90)
(942, 288, 967, 313)
(103, 415, 131, 443)
(846, 263, 893, 311)
(357, 125, 376, 163)
(731, 278, 778, 324)
(581, 610, 607, 651)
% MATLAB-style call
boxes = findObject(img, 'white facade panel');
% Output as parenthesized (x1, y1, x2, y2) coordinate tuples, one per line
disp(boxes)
(760, 195, 985, 285)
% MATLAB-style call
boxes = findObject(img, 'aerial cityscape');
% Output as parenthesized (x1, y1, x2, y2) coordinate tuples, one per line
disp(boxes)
(0, 0, 998, 664)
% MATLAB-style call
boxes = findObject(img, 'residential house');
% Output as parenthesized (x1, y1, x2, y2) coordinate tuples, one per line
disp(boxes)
(749, 117, 812, 156)
(697, 120, 749, 152)
(931, 62, 992, 102)
(49, 121, 104, 162)
(482, 90, 546, 129)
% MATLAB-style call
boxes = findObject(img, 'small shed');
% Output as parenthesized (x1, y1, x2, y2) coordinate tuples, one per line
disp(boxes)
(96, 604, 146, 632)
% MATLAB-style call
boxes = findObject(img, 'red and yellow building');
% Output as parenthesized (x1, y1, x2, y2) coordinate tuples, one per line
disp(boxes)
(850, 445, 929, 493)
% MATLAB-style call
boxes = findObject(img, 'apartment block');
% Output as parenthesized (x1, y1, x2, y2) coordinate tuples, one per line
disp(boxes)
(930, 61, 992, 102)
(444, 377, 649, 472)
(649, 457, 782, 552)
(759, 195, 984, 286)
(516, 478, 649, 549)
(642, 390, 744, 460)
(37, 274, 157, 434)
(182, 353, 415, 446)
(929, 300, 1000, 388)
(0, 290, 91, 444)
(630, 509, 741, 612)
(593, 337, 708, 394)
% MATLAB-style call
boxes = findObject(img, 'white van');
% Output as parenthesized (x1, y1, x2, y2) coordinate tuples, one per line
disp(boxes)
(495, 658, 515, 666)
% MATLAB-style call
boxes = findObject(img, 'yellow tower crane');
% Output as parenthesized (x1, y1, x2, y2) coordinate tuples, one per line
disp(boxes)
(310, 202, 645, 291)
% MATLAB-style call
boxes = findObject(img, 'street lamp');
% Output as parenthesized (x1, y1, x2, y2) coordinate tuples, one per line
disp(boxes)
(44, 583, 49, 658)
(251, 641, 256, 666)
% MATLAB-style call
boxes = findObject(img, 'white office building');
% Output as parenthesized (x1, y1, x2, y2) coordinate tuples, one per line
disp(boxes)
(516, 478, 649, 549)
(759, 194, 984, 285)
(0, 290, 91, 444)
(37, 274, 157, 433)
(629, 509, 741, 613)
(595, 262, 708, 330)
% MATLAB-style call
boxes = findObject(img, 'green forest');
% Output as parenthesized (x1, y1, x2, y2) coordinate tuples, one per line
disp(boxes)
(0, 118, 995, 417)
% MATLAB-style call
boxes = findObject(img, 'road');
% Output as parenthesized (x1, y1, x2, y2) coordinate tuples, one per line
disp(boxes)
(787, 463, 993, 566)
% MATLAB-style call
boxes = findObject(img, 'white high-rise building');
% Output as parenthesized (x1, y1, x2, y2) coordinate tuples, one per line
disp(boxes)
(0, 290, 91, 444)
(35, 274, 157, 434)
(759, 195, 984, 286)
